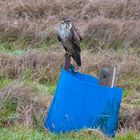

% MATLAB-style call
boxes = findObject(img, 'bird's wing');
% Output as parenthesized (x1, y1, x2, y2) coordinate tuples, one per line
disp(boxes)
(69, 24, 82, 66)
(72, 24, 83, 41)
(58, 34, 61, 42)
(70, 24, 82, 52)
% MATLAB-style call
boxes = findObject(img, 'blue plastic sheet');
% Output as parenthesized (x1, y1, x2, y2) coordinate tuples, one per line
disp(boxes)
(45, 68, 123, 136)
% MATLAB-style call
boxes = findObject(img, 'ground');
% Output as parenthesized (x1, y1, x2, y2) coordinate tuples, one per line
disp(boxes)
(0, 0, 140, 139)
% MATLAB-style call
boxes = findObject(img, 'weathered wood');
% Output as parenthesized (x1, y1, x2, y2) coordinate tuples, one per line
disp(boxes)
(99, 66, 116, 88)
(65, 55, 71, 71)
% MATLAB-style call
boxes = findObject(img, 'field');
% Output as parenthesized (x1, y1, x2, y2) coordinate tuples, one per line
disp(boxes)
(0, 0, 140, 139)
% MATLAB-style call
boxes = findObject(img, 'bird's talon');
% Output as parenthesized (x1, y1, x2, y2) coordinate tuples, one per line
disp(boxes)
(65, 51, 72, 57)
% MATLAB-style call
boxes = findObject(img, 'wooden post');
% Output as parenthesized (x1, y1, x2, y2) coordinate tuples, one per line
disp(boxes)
(99, 66, 116, 88)
(65, 54, 71, 71)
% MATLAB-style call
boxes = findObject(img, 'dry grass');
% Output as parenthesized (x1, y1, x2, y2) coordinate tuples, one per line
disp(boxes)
(1, 47, 140, 87)
(81, 0, 140, 20)
(0, 0, 140, 47)
(119, 106, 140, 134)
(0, 0, 140, 135)
(0, 80, 52, 128)
(84, 18, 140, 48)
(79, 49, 140, 88)
(0, 48, 63, 83)
(0, 48, 140, 132)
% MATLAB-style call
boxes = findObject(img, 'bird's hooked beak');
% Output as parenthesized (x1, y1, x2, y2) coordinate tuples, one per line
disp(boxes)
(60, 19, 72, 30)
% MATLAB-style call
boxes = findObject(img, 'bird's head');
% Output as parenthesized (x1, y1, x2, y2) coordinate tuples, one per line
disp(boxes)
(60, 17, 72, 30)
(62, 17, 71, 23)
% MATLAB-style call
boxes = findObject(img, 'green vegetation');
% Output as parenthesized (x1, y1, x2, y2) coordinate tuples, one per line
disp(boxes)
(0, 0, 140, 138)
(22, 69, 32, 81)
(48, 84, 56, 95)
(0, 37, 29, 50)
(0, 100, 18, 127)
(0, 127, 140, 140)
(114, 132, 140, 140)
(22, 68, 56, 95)
(0, 77, 11, 89)
(8, 50, 25, 57)
(123, 90, 133, 98)
(0, 36, 140, 139)
(0, 127, 102, 140)
(35, 39, 57, 50)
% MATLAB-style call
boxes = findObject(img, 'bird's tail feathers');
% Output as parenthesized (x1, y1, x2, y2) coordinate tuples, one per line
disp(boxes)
(73, 51, 81, 66)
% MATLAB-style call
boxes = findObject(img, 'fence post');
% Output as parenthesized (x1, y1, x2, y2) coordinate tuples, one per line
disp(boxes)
(99, 66, 116, 88)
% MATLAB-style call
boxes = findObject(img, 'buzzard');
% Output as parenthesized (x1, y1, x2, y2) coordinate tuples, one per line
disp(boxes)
(57, 18, 82, 67)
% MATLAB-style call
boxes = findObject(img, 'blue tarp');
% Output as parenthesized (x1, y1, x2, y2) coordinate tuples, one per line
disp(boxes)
(45, 68, 123, 136)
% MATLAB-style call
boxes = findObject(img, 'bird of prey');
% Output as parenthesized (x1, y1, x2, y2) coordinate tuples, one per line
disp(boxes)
(57, 18, 82, 67)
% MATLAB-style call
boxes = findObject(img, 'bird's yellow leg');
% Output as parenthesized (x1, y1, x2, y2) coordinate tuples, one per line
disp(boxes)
(65, 50, 72, 57)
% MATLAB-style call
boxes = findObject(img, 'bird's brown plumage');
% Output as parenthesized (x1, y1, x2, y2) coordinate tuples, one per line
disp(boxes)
(58, 19, 82, 66)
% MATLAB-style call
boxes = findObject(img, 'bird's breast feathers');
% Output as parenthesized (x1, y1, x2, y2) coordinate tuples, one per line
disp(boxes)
(58, 23, 72, 40)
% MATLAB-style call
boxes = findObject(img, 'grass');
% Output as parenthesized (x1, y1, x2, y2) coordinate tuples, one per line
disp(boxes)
(114, 132, 140, 140)
(0, 77, 11, 89)
(0, 49, 140, 139)
(0, 4, 140, 138)
(0, 37, 29, 50)
(0, 127, 140, 140)
(0, 100, 18, 127)
(84, 31, 124, 50)
(122, 90, 133, 98)
(22, 69, 57, 95)
(0, 0, 140, 47)
(0, 127, 49, 140)
(35, 39, 57, 50)
(48, 84, 56, 95)
(29, 80, 56, 95)
(8, 50, 26, 57)
(0, 127, 101, 140)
